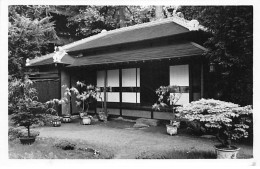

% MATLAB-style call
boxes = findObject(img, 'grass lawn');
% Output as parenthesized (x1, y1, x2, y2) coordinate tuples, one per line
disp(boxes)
(9, 137, 114, 159)
(8, 117, 253, 159)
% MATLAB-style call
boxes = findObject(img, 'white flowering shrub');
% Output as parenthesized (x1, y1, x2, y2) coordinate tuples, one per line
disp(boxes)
(176, 99, 253, 148)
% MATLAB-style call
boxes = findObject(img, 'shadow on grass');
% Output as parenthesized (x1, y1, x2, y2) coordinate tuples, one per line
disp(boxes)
(136, 150, 216, 159)
(9, 137, 114, 159)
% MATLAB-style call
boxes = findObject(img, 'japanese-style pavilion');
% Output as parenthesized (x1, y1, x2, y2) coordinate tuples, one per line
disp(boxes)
(27, 15, 209, 120)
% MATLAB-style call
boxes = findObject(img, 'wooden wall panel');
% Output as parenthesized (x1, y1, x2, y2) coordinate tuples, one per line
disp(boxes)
(33, 79, 60, 103)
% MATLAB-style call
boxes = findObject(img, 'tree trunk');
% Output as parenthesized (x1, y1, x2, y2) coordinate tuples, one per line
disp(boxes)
(155, 6, 164, 20)
(27, 125, 30, 137)
(119, 7, 126, 28)
(86, 102, 89, 113)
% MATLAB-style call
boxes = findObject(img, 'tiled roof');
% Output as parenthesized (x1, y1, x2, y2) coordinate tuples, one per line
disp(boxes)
(27, 16, 204, 67)
(67, 18, 189, 52)
(68, 42, 205, 67)
(63, 16, 204, 53)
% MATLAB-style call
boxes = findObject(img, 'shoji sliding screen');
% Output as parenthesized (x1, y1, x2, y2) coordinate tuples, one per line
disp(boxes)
(122, 68, 140, 104)
(107, 69, 120, 102)
(96, 68, 140, 105)
(96, 69, 120, 103)
(97, 70, 105, 101)
(169, 65, 189, 105)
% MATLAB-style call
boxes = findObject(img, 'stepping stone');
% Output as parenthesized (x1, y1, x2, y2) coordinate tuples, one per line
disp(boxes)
(133, 123, 150, 128)
(113, 117, 136, 122)
(135, 118, 160, 126)
(200, 135, 215, 139)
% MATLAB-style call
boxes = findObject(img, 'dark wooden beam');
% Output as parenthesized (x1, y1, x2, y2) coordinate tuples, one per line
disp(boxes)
(29, 76, 59, 79)
(104, 70, 108, 116)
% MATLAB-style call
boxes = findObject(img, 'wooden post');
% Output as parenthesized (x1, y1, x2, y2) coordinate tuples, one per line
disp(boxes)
(60, 69, 71, 116)
(136, 68, 138, 106)
(189, 64, 193, 102)
(58, 68, 61, 116)
(201, 62, 204, 98)
(104, 70, 108, 116)
(119, 69, 122, 116)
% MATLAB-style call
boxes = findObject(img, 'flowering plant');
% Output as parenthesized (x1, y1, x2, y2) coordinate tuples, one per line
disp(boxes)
(74, 82, 100, 115)
(46, 82, 99, 119)
(152, 85, 182, 109)
(152, 85, 182, 126)
(45, 99, 63, 121)
(45, 85, 77, 119)
(61, 82, 99, 117)
(176, 99, 253, 148)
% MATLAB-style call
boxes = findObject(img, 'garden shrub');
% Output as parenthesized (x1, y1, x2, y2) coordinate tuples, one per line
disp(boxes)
(185, 120, 207, 136)
(8, 127, 40, 141)
(8, 127, 23, 141)
(54, 140, 76, 150)
(176, 99, 253, 147)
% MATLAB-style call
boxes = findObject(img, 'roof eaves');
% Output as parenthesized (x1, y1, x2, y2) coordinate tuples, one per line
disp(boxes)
(190, 42, 208, 51)
(26, 53, 54, 66)
(67, 42, 205, 68)
(67, 53, 203, 68)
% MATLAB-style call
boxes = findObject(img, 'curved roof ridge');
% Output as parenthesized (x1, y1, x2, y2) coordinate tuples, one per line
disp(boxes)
(104, 17, 174, 33)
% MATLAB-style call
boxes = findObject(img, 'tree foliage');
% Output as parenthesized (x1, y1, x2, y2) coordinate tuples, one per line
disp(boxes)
(8, 6, 58, 78)
(178, 6, 253, 105)
(8, 5, 178, 78)
(9, 76, 46, 137)
(50, 6, 162, 37)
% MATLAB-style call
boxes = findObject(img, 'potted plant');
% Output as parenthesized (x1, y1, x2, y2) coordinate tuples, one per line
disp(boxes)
(152, 85, 182, 136)
(8, 76, 46, 144)
(67, 81, 99, 125)
(176, 99, 253, 159)
(51, 116, 62, 127)
(45, 99, 63, 127)
(62, 114, 71, 123)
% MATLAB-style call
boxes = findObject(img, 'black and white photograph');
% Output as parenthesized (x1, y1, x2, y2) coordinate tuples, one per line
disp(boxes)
(1, 0, 259, 167)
